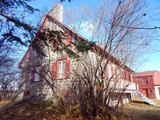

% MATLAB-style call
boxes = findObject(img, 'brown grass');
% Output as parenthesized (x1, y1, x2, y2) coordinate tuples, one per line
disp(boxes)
(123, 100, 160, 120)
(2, 99, 160, 120)
(0, 100, 10, 109)
(0, 99, 131, 120)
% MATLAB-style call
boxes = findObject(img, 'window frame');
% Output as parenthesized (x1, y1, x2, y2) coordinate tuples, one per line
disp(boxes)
(34, 66, 41, 82)
(141, 78, 148, 85)
(30, 65, 44, 83)
(51, 56, 70, 80)
(57, 59, 67, 79)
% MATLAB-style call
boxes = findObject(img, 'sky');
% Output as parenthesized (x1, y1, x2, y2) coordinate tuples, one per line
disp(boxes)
(23, 0, 160, 72)
(141, 0, 160, 71)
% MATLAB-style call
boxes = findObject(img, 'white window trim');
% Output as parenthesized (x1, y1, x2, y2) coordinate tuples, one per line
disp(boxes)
(57, 60, 66, 79)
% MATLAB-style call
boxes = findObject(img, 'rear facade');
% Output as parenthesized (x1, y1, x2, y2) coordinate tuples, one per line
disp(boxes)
(133, 71, 160, 99)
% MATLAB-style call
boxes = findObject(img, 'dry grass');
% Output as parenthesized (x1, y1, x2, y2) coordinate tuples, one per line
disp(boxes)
(123, 100, 160, 120)
(153, 99, 160, 107)
(1, 99, 160, 120)
(0, 100, 10, 109)
(0, 99, 130, 120)
(0, 100, 58, 120)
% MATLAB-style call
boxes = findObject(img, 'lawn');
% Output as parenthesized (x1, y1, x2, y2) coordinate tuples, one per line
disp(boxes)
(1, 99, 160, 120)
(123, 100, 160, 120)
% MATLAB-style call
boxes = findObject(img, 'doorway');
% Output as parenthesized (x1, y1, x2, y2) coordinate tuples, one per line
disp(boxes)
(142, 89, 149, 98)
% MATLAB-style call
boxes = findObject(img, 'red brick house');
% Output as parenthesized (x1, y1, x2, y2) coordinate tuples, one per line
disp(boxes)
(18, 4, 137, 105)
(133, 71, 160, 99)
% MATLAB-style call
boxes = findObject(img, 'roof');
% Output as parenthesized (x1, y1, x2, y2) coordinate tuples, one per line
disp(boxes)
(132, 71, 159, 77)
(19, 14, 134, 73)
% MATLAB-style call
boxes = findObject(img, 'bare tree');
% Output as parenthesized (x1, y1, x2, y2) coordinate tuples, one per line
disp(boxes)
(61, 0, 151, 117)
(0, 0, 41, 101)
(0, 43, 18, 100)
(22, 0, 154, 119)
(0, 0, 38, 46)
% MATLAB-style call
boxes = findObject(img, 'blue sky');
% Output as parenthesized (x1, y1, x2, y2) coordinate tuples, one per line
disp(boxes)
(142, 0, 160, 71)
(25, 0, 160, 72)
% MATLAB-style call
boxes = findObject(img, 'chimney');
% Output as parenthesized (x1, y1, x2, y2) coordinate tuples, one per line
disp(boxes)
(48, 4, 63, 23)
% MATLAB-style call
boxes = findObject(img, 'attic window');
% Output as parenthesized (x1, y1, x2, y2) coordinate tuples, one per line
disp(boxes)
(66, 32, 72, 45)
(52, 39, 59, 51)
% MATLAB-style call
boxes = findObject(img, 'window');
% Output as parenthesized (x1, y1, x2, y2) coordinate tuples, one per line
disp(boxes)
(34, 66, 41, 82)
(52, 57, 70, 80)
(108, 64, 112, 79)
(124, 71, 127, 80)
(116, 68, 121, 79)
(111, 65, 116, 76)
(23, 91, 30, 96)
(141, 78, 148, 84)
(125, 71, 131, 81)
(33, 49, 37, 58)
(66, 32, 72, 45)
(57, 60, 66, 79)
(52, 39, 59, 51)
(120, 69, 124, 79)
(30, 65, 44, 83)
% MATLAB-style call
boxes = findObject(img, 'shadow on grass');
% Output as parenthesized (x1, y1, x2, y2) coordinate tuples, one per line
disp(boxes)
(131, 100, 150, 105)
